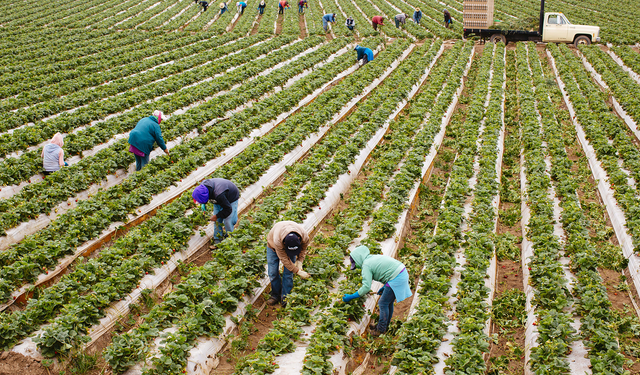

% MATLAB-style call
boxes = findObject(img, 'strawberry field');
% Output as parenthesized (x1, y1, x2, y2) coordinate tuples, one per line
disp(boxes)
(2, 0, 640, 374)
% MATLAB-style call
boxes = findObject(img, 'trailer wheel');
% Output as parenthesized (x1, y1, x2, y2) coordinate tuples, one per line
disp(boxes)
(490, 34, 507, 44)
(574, 35, 591, 47)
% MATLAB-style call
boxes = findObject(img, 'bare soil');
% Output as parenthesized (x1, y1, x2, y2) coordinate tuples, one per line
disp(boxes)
(0, 352, 47, 375)
(250, 14, 262, 35)
(299, 14, 307, 38)
(275, 14, 283, 34)
(345, 347, 390, 374)
(212, 296, 276, 375)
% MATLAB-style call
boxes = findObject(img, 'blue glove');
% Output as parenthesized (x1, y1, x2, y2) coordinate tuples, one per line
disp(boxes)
(200, 204, 207, 212)
(64, 162, 68, 166)
(342, 292, 359, 302)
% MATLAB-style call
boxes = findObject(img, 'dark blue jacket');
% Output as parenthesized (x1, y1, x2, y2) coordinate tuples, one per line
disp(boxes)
(202, 178, 240, 219)
(355, 45, 374, 62)
(128, 116, 166, 156)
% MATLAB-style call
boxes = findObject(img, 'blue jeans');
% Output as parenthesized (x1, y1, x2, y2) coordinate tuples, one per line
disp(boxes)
(298, 5, 303, 13)
(213, 200, 238, 242)
(134, 154, 150, 171)
(377, 285, 396, 332)
(258, 6, 264, 14)
(267, 246, 296, 302)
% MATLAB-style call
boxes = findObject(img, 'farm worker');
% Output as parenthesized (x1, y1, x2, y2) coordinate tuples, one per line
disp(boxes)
(266, 221, 311, 307)
(199, 0, 209, 11)
(192, 178, 240, 244)
(394, 13, 408, 28)
(236, 1, 247, 13)
(342, 245, 412, 336)
(278, 0, 289, 14)
(371, 15, 384, 31)
(219, 1, 228, 14)
(257, 0, 265, 14)
(322, 13, 336, 32)
(345, 16, 355, 31)
(42, 132, 67, 176)
(444, 9, 452, 28)
(128, 110, 169, 171)
(354, 45, 374, 65)
(413, 8, 422, 24)
(298, 0, 307, 13)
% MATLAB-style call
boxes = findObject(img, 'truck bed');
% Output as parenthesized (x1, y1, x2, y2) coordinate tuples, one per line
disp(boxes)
(463, 28, 541, 42)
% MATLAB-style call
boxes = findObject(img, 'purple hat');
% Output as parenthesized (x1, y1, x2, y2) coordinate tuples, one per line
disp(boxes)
(284, 232, 302, 251)
(192, 184, 209, 204)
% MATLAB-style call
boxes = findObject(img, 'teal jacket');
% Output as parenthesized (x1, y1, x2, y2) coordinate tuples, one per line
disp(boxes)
(128, 116, 167, 156)
(351, 245, 404, 297)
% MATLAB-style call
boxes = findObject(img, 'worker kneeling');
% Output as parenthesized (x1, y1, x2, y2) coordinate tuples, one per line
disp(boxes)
(342, 245, 412, 336)
(266, 221, 311, 308)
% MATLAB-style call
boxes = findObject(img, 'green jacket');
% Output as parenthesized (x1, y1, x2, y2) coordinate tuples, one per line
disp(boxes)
(351, 245, 404, 297)
(128, 116, 167, 156)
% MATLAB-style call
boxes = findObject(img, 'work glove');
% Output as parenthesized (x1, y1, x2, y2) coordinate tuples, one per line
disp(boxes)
(297, 270, 310, 279)
(342, 292, 359, 302)
(64, 162, 68, 166)
(294, 260, 303, 271)
(200, 204, 207, 212)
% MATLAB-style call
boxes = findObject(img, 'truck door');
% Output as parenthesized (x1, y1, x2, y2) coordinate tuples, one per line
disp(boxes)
(544, 14, 569, 41)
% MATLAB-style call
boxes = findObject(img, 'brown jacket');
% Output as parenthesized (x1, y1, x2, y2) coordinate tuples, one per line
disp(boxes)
(267, 221, 309, 273)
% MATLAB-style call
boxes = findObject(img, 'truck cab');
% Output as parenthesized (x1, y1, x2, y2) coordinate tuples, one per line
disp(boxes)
(542, 12, 600, 45)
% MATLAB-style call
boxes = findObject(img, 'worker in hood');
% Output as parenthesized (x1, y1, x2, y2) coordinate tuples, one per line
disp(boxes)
(266, 221, 311, 307)
(192, 178, 240, 244)
(444, 9, 452, 28)
(42, 132, 68, 176)
(128, 110, 169, 171)
(354, 45, 374, 65)
(342, 245, 412, 336)
(371, 15, 384, 31)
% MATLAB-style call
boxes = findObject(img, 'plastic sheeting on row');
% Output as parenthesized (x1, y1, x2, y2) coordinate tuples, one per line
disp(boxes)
(0, 43, 355, 313)
(83, 42, 392, 375)
(187, 43, 416, 375)
(606, 48, 640, 86)
(548, 49, 640, 305)
(386, 44, 474, 375)
(577, 50, 640, 144)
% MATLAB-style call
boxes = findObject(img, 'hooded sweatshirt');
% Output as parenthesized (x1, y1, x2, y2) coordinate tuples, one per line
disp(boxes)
(267, 221, 310, 273)
(200, 178, 240, 219)
(350, 245, 404, 297)
(128, 116, 166, 156)
(395, 13, 407, 24)
(42, 133, 65, 172)
(354, 45, 374, 62)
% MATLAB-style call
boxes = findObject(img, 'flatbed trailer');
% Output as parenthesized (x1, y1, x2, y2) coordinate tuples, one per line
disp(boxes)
(463, 28, 541, 44)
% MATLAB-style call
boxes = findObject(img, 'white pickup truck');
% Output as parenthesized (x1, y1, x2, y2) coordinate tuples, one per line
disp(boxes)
(463, 0, 601, 46)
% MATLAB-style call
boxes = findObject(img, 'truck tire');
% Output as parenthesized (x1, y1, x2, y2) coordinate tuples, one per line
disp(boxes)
(574, 35, 591, 47)
(490, 34, 507, 44)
